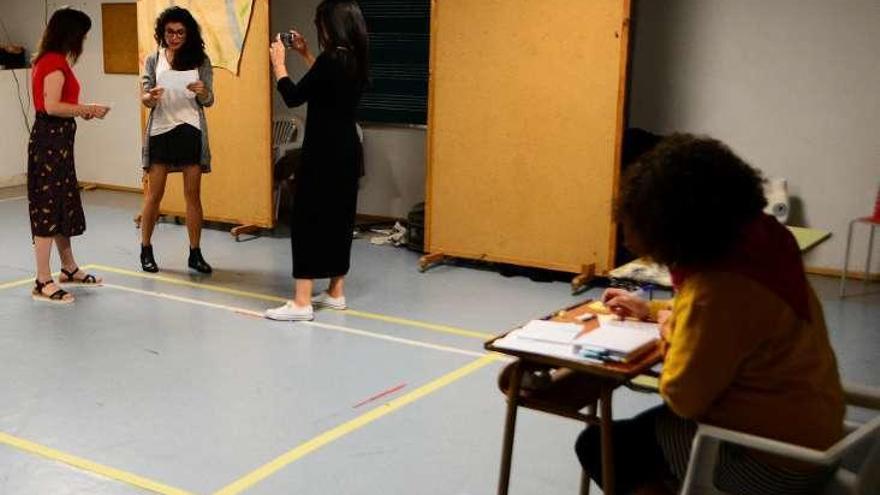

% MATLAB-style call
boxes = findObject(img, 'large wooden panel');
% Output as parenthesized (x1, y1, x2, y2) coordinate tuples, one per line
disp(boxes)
(426, 0, 630, 273)
(137, 0, 272, 227)
(102, 3, 139, 75)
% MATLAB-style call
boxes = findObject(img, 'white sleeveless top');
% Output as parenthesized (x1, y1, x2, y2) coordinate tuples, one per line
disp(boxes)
(150, 49, 201, 136)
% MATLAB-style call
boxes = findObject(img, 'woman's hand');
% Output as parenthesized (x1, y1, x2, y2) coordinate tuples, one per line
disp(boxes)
(270, 34, 288, 79)
(289, 30, 308, 56)
(90, 104, 110, 119)
(143, 87, 164, 107)
(78, 104, 109, 120)
(186, 80, 207, 98)
(601, 288, 650, 320)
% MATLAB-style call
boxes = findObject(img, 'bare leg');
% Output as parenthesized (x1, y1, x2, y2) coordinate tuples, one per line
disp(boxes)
(181, 165, 203, 249)
(34, 235, 55, 282)
(294, 278, 314, 307)
(55, 235, 102, 283)
(328, 276, 345, 298)
(140, 165, 169, 246)
(55, 235, 77, 272)
(33, 235, 71, 300)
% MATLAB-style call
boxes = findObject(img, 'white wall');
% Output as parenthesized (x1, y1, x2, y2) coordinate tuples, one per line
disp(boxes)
(0, 69, 32, 187)
(271, 0, 426, 218)
(629, 0, 880, 273)
(0, 0, 143, 189)
(0, 0, 41, 187)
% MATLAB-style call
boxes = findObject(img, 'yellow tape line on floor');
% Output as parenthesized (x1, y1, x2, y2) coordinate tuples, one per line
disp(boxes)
(0, 431, 194, 495)
(212, 354, 500, 495)
(89, 264, 495, 340)
(0, 267, 83, 292)
(0, 276, 37, 291)
(103, 283, 493, 359)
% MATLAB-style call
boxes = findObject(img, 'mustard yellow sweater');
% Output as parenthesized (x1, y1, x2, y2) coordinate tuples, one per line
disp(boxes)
(656, 271, 844, 450)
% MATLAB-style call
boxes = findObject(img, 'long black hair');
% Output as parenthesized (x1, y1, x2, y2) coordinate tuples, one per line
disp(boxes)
(315, 0, 369, 88)
(154, 6, 207, 70)
(35, 8, 92, 64)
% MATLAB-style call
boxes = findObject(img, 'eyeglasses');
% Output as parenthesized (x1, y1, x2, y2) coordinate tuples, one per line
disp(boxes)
(164, 29, 186, 39)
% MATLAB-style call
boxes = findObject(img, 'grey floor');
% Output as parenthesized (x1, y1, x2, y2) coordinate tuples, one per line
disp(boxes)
(0, 186, 877, 495)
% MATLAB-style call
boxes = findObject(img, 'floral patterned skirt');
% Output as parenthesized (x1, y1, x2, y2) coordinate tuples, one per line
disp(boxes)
(27, 114, 85, 238)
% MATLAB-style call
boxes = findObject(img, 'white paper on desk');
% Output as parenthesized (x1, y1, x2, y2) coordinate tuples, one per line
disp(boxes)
(513, 320, 584, 344)
(157, 69, 199, 97)
(493, 335, 578, 359)
(493, 320, 583, 359)
(574, 317, 659, 356)
(596, 314, 660, 335)
(493, 335, 617, 364)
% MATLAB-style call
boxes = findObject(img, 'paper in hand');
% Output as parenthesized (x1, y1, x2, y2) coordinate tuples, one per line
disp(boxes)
(157, 69, 199, 98)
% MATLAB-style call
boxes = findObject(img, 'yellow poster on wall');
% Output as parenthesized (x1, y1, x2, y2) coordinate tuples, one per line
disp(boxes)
(137, 0, 254, 74)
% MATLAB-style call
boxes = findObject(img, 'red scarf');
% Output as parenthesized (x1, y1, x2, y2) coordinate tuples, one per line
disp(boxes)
(670, 214, 811, 321)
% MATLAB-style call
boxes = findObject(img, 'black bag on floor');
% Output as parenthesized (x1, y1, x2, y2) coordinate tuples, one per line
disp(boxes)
(406, 202, 425, 252)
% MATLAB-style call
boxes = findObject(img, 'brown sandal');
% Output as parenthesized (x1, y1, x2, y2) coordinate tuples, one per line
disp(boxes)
(60, 267, 102, 286)
(32, 279, 74, 304)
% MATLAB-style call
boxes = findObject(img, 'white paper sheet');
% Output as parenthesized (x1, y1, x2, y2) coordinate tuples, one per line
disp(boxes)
(573, 317, 659, 356)
(157, 69, 199, 97)
(514, 320, 584, 344)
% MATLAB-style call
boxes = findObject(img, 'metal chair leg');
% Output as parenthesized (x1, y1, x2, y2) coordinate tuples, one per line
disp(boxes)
(841, 219, 857, 298)
(498, 361, 522, 495)
(864, 224, 876, 293)
(580, 402, 597, 495)
(599, 385, 615, 495)
(579, 470, 591, 495)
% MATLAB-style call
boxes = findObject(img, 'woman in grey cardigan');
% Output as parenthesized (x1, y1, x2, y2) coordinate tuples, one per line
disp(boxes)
(139, 6, 214, 273)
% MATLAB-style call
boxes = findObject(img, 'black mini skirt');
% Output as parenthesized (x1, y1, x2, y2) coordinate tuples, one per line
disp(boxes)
(147, 123, 203, 172)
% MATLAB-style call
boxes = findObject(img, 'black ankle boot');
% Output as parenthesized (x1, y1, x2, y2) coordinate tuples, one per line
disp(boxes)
(140, 244, 159, 273)
(188, 247, 212, 274)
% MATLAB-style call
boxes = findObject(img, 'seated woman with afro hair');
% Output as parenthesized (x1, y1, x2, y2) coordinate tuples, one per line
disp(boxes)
(576, 134, 844, 494)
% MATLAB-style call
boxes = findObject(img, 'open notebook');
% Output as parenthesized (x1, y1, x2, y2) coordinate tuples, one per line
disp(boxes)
(493, 316, 659, 363)
(572, 315, 659, 361)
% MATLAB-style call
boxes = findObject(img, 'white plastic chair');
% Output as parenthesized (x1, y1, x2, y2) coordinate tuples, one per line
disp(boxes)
(272, 115, 304, 162)
(271, 119, 363, 225)
(272, 116, 304, 223)
(681, 382, 880, 495)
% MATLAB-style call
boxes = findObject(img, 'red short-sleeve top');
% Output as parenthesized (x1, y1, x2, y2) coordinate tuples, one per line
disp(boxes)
(32, 52, 80, 112)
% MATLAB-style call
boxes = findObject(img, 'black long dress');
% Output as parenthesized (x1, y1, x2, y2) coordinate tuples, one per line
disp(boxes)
(277, 50, 363, 279)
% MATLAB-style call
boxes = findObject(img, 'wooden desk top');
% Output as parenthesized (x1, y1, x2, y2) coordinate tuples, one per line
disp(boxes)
(485, 300, 662, 381)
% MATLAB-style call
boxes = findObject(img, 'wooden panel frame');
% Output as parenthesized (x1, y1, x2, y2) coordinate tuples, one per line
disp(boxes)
(102, 3, 139, 75)
(425, 0, 631, 274)
(137, 0, 273, 229)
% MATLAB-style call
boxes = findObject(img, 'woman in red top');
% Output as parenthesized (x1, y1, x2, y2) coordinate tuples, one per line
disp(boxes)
(29, 8, 110, 303)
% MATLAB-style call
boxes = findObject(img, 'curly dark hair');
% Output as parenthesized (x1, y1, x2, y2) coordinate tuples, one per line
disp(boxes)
(153, 7, 206, 70)
(615, 134, 767, 268)
(35, 8, 92, 64)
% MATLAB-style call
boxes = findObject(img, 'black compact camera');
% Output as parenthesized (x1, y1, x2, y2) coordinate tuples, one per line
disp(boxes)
(279, 32, 295, 49)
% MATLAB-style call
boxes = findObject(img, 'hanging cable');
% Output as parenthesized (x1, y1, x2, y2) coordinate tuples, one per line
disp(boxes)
(0, 16, 31, 132)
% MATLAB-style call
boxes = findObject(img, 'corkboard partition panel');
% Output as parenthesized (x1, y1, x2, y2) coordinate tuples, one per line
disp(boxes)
(102, 3, 139, 75)
(426, 0, 630, 273)
(137, 0, 272, 228)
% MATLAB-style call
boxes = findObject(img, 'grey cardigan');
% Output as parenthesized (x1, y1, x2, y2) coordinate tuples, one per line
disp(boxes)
(141, 52, 214, 171)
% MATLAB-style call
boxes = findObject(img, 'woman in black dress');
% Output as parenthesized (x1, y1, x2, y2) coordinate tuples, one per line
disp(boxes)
(265, 0, 368, 321)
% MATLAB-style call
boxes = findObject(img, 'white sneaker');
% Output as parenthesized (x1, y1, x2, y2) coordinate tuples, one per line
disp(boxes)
(264, 302, 314, 321)
(311, 292, 347, 310)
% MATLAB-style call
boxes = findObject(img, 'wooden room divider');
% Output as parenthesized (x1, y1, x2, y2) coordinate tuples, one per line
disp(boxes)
(423, 0, 632, 290)
(137, 0, 272, 233)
